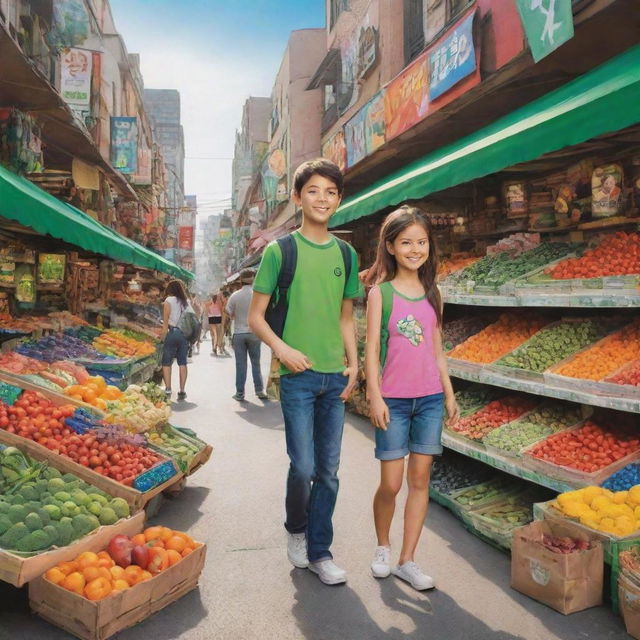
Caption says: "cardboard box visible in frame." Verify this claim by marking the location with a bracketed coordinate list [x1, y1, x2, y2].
[511, 519, 603, 614]
[619, 571, 640, 639]
[0, 511, 145, 588]
[29, 535, 206, 640]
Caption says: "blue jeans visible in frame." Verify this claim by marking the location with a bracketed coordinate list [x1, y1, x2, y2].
[232, 333, 264, 395]
[280, 370, 347, 562]
[162, 327, 188, 366]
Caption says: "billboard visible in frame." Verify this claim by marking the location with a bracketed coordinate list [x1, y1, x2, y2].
[60, 47, 92, 105]
[110, 117, 138, 174]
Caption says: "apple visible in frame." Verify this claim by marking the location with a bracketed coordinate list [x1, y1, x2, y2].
[108, 534, 134, 568]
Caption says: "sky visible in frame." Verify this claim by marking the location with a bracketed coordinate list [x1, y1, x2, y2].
[109, 0, 325, 220]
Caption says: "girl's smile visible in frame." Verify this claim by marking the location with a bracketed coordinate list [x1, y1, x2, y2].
[387, 223, 429, 272]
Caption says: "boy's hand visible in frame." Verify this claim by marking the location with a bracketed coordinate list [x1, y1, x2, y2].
[277, 345, 312, 373]
[445, 396, 460, 427]
[340, 366, 357, 402]
[369, 395, 390, 430]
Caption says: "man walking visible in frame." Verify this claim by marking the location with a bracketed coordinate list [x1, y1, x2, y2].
[226, 270, 269, 402]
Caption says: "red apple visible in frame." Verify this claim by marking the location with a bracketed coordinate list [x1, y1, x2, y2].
[108, 534, 134, 568]
[132, 544, 150, 569]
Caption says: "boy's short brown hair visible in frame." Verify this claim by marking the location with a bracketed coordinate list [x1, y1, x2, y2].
[293, 158, 344, 196]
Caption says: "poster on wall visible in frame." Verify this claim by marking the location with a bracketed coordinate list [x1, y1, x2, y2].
[178, 226, 194, 250]
[46, 0, 90, 50]
[345, 109, 367, 168]
[516, 0, 574, 62]
[60, 48, 92, 105]
[363, 92, 386, 155]
[384, 52, 429, 141]
[110, 117, 138, 174]
[428, 11, 476, 101]
[322, 131, 347, 172]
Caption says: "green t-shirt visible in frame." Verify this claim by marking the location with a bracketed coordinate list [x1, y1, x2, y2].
[253, 231, 362, 374]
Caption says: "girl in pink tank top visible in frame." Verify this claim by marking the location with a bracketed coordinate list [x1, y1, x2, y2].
[363, 205, 460, 591]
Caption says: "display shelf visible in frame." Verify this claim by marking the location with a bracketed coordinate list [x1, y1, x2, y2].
[447, 361, 640, 414]
[441, 432, 575, 493]
[443, 290, 640, 308]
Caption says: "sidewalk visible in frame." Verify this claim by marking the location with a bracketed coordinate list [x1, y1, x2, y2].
[0, 345, 630, 639]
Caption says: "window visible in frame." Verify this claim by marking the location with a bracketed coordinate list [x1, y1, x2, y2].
[330, 0, 349, 30]
[424, 0, 473, 45]
[404, 0, 425, 65]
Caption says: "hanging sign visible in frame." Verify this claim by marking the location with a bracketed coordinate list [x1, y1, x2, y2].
[178, 226, 194, 250]
[516, 0, 574, 63]
[428, 11, 476, 101]
[110, 117, 138, 174]
[60, 47, 92, 105]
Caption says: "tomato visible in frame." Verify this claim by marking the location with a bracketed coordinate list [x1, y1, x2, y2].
[84, 577, 112, 601]
[147, 547, 169, 574]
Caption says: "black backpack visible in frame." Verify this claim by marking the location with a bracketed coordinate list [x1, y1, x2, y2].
[265, 234, 353, 338]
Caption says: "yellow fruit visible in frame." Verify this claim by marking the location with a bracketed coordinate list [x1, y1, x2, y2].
[591, 496, 611, 511]
[598, 504, 629, 519]
[615, 516, 637, 536]
[613, 491, 629, 505]
[633, 506, 640, 520]
[599, 517, 615, 528]
[601, 489, 615, 499]
[579, 516, 600, 530]
[557, 490, 585, 507]
[628, 486, 640, 507]
[562, 502, 591, 519]
[582, 486, 605, 505]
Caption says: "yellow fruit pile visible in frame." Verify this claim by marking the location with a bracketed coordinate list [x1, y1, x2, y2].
[555, 485, 640, 537]
[93, 330, 155, 358]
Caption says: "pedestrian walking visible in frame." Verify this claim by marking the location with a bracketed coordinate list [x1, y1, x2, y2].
[364, 205, 460, 591]
[160, 279, 193, 401]
[249, 158, 362, 586]
[188, 295, 203, 357]
[226, 270, 268, 402]
[207, 292, 224, 355]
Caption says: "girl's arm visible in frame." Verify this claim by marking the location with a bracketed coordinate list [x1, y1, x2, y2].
[364, 286, 390, 429]
[339, 299, 358, 401]
[432, 326, 460, 426]
[160, 301, 170, 341]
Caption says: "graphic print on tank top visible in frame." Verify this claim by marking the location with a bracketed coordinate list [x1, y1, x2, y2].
[396, 314, 424, 347]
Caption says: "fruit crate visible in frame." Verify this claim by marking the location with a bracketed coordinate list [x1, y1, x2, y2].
[521, 428, 640, 488]
[543, 323, 640, 397]
[511, 254, 578, 293]
[0, 511, 144, 588]
[146, 425, 212, 476]
[447, 478, 517, 524]
[29, 527, 206, 640]
[599, 361, 640, 401]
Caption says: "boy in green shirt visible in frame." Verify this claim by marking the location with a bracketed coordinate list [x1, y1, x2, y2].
[249, 158, 361, 585]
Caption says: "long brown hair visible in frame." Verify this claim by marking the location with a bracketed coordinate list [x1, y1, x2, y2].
[365, 205, 442, 326]
[165, 279, 188, 309]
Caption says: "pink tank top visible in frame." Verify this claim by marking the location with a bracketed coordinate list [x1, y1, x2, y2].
[380, 286, 444, 399]
[208, 301, 222, 316]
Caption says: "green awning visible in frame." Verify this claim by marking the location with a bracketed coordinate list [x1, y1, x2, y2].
[331, 45, 640, 228]
[0, 163, 194, 280]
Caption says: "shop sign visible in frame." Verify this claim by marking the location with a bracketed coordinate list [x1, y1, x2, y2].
[363, 91, 385, 156]
[345, 109, 367, 168]
[60, 48, 92, 105]
[516, 0, 574, 62]
[322, 131, 347, 172]
[428, 11, 476, 101]
[357, 27, 378, 80]
[384, 52, 429, 141]
[110, 117, 138, 174]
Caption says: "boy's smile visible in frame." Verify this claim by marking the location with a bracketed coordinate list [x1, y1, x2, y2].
[293, 174, 341, 225]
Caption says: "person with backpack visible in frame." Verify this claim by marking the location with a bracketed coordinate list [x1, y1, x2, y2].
[160, 279, 194, 401]
[248, 158, 362, 586]
[226, 270, 268, 402]
[364, 206, 460, 591]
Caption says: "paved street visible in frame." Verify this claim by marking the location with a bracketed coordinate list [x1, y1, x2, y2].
[0, 346, 631, 640]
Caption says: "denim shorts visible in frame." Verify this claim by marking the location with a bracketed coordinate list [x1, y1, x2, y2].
[375, 392, 444, 460]
[162, 327, 188, 366]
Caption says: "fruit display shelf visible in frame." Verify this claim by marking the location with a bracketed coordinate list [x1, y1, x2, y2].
[447, 360, 640, 414]
[443, 290, 640, 308]
[441, 431, 575, 494]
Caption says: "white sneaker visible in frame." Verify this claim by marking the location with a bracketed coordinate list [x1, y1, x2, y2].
[287, 533, 308, 568]
[392, 561, 435, 590]
[371, 545, 391, 578]
[309, 559, 347, 585]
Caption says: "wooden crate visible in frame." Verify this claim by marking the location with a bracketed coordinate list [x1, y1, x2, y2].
[29, 538, 206, 640]
[0, 512, 145, 588]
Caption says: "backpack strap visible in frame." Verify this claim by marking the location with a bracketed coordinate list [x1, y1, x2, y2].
[335, 237, 353, 290]
[275, 233, 297, 305]
[378, 281, 394, 369]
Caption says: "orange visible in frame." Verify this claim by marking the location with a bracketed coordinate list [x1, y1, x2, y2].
[97, 556, 114, 569]
[97, 551, 112, 562]
[45, 567, 66, 585]
[88, 376, 107, 393]
[173, 532, 195, 548]
[82, 566, 102, 582]
[76, 551, 100, 570]
[60, 571, 86, 595]
[144, 526, 163, 543]
[166, 549, 182, 567]
[84, 576, 112, 601]
[112, 579, 130, 591]
[97, 567, 112, 581]
[110, 566, 126, 580]
[64, 385, 82, 396]
[95, 398, 108, 411]
[159, 527, 174, 542]
[82, 388, 97, 404]
[123, 565, 143, 586]
[181, 547, 194, 558]
[165, 535, 187, 553]
[103, 385, 122, 400]
[57, 561, 78, 576]
[131, 533, 146, 546]
[139, 570, 153, 582]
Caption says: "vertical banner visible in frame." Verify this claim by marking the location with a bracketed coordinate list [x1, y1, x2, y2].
[110, 116, 138, 174]
[60, 48, 92, 105]
[363, 91, 386, 155]
[345, 109, 367, 168]
[321, 131, 347, 172]
[428, 11, 476, 100]
[178, 226, 194, 250]
[516, 0, 574, 62]
[384, 52, 429, 141]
